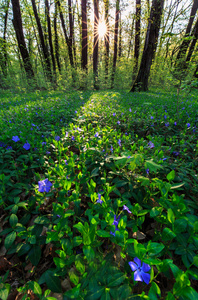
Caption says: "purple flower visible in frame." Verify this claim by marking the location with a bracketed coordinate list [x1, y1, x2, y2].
[187, 123, 190, 128]
[12, 136, 20, 142]
[42, 141, 46, 145]
[163, 158, 167, 161]
[146, 168, 149, 175]
[127, 156, 131, 159]
[129, 108, 132, 112]
[38, 178, 52, 193]
[150, 116, 154, 119]
[23, 142, 30, 150]
[174, 122, 177, 126]
[118, 139, 121, 146]
[113, 113, 116, 116]
[110, 145, 113, 153]
[0, 142, 6, 147]
[173, 151, 179, 156]
[164, 115, 167, 119]
[123, 205, 132, 214]
[75, 110, 77, 114]
[165, 122, 169, 127]
[6, 146, 12, 150]
[55, 136, 60, 141]
[66, 132, 69, 137]
[117, 121, 120, 125]
[96, 193, 103, 204]
[64, 160, 68, 165]
[95, 132, 99, 138]
[71, 136, 75, 141]
[128, 257, 151, 284]
[110, 215, 120, 236]
[148, 141, 154, 149]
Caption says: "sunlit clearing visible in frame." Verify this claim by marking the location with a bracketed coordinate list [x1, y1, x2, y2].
[97, 21, 107, 39]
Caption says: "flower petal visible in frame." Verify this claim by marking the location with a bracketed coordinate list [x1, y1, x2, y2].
[134, 257, 142, 268]
[142, 262, 151, 272]
[128, 261, 138, 271]
[141, 271, 150, 284]
[134, 270, 143, 282]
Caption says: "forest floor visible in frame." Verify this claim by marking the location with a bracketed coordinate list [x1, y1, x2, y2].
[0, 89, 198, 300]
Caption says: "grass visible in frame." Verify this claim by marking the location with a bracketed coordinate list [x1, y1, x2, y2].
[0, 89, 198, 300]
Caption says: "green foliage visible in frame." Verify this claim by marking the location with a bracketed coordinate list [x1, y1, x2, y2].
[0, 90, 198, 299]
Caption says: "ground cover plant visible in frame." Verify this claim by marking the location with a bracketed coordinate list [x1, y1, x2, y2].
[0, 89, 198, 300]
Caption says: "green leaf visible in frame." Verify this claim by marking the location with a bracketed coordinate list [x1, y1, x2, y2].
[73, 222, 85, 234]
[178, 287, 198, 300]
[150, 207, 163, 217]
[90, 167, 99, 177]
[96, 230, 111, 237]
[0, 288, 9, 300]
[101, 290, 111, 300]
[148, 282, 161, 300]
[73, 236, 82, 247]
[9, 214, 18, 228]
[28, 281, 42, 295]
[147, 242, 164, 257]
[86, 285, 105, 300]
[69, 270, 79, 285]
[83, 245, 95, 262]
[34, 216, 50, 225]
[166, 292, 175, 300]
[5, 231, 16, 249]
[63, 284, 81, 299]
[170, 183, 184, 189]
[28, 245, 41, 266]
[174, 218, 187, 233]
[75, 258, 85, 274]
[162, 228, 176, 242]
[145, 160, 163, 173]
[45, 270, 62, 293]
[53, 257, 66, 269]
[167, 208, 175, 224]
[167, 170, 175, 181]
[107, 272, 126, 287]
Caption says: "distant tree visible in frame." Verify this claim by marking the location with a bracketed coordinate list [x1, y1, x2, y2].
[186, 18, 198, 63]
[0, 0, 10, 78]
[133, 0, 141, 78]
[93, 0, 99, 89]
[111, 0, 120, 88]
[31, 0, 52, 82]
[104, 0, 109, 79]
[11, 0, 35, 80]
[130, 0, 164, 92]
[54, 1, 61, 73]
[81, 0, 88, 71]
[45, 0, 56, 80]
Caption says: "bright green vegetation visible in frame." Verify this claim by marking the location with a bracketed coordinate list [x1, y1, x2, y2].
[0, 89, 198, 299]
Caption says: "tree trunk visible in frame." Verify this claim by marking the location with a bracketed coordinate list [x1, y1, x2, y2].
[68, 0, 74, 65]
[0, 0, 10, 77]
[57, 0, 74, 68]
[175, 0, 198, 63]
[118, 11, 122, 59]
[31, 0, 52, 82]
[54, 1, 61, 73]
[93, 0, 99, 89]
[186, 18, 198, 62]
[111, 0, 120, 88]
[130, 0, 164, 92]
[81, 0, 88, 70]
[104, 0, 109, 79]
[45, 0, 56, 79]
[127, 15, 135, 59]
[133, 0, 141, 78]
[11, 0, 35, 80]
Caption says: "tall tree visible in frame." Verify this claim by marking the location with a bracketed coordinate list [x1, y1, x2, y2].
[31, 0, 52, 82]
[104, 0, 109, 79]
[57, 0, 74, 68]
[133, 0, 141, 78]
[11, 0, 35, 80]
[175, 0, 198, 64]
[45, 0, 56, 78]
[111, 0, 120, 88]
[118, 11, 122, 58]
[68, 0, 74, 65]
[131, 0, 164, 92]
[54, 1, 61, 73]
[0, 0, 10, 77]
[93, 0, 99, 89]
[186, 18, 198, 63]
[81, 0, 88, 71]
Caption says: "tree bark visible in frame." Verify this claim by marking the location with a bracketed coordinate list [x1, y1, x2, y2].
[93, 0, 99, 89]
[104, 0, 109, 79]
[127, 15, 135, 59]
[186, 18, 198, 62]
[111, 0, 120, 88]
[175, 0, 198, 63]
[130, 0, 164, 92]
[81, 0, 88, 70]
[133, 0, 141, 78]
[118, 11, 122, 59]
[57, 0, 74, 68]
[54, 1, 61, 73]
[31, 0, 52, 82]
[11, 0, 35, 80]
[0, 0, 10, 77]
[45, 0, 56, 78]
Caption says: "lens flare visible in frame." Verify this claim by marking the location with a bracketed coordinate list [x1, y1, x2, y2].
[97, 20, 107, 38]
